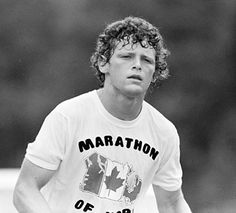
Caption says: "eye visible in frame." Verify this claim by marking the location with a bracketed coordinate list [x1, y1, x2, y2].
[144, 58, 151, 63]
[143, 58, 154, 64]
[121, 55, 131, 59]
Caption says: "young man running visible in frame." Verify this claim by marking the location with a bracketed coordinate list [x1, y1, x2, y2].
[13, 16, 192, 213]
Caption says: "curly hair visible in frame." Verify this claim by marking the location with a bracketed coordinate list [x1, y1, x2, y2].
[90, 16, 170, 87]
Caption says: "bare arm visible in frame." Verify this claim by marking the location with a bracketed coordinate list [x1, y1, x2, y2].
[13, 158, 56, 213]
[153, 185, 192, 213]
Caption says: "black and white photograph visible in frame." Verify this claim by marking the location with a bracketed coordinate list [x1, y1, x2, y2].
[0, 1, 235, 213]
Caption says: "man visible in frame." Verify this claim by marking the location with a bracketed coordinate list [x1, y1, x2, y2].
[13, 16, 192, 213]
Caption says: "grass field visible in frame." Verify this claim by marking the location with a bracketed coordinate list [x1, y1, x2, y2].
[0, 169, 158, 213]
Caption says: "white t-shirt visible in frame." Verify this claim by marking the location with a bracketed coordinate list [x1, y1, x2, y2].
[26, 90, 182, 213]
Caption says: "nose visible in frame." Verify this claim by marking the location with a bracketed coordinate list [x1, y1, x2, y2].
[132, 58, 142, 71]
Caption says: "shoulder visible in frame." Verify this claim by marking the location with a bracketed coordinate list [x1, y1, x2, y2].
[53, 90, 96, 118]
[143, 101, 178, 137]
[143, 101, 179, 150]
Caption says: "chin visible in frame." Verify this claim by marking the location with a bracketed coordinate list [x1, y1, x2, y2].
[122, 86, 146, 98]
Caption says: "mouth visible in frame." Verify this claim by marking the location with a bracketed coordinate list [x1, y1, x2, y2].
[127, 74, 142, 81]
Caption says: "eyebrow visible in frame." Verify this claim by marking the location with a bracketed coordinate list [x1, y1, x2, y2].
[118, 51, 154, 58]
[117, 52, 155, 63]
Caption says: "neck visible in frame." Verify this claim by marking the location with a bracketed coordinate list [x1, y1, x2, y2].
[97, 87, 144, 121]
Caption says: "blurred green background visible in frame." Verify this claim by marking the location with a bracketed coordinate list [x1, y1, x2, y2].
[0, 0, 236, 212]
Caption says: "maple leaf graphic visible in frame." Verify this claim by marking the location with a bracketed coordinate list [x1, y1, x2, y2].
[104, 166, 125, 195]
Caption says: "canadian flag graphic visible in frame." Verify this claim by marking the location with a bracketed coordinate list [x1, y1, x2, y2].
[80, 152, 142, 203]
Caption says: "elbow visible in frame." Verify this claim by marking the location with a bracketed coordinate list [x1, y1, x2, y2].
[13, 184, 22, 209]
[13, 182, 27, 211]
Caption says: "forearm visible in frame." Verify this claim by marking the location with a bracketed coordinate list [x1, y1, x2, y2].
[158, 195, 192, 213]
[13, 183, 52, 213]
[173, 196, 192, 213]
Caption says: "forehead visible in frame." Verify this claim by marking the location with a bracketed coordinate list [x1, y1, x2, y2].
[113, 39, 155, 57]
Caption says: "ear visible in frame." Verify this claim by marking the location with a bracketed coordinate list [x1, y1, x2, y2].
[151, 73, 157, 83]
[98, 56, 109, 74]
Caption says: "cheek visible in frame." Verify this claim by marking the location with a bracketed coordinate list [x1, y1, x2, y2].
[145, 67, 155, 80]
[108, 65, 124, 83]
[110, 62, 127, 77]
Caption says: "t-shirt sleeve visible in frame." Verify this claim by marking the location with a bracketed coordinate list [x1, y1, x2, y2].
[25, 109, 68, 170]
[152, 128, 183, 191]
